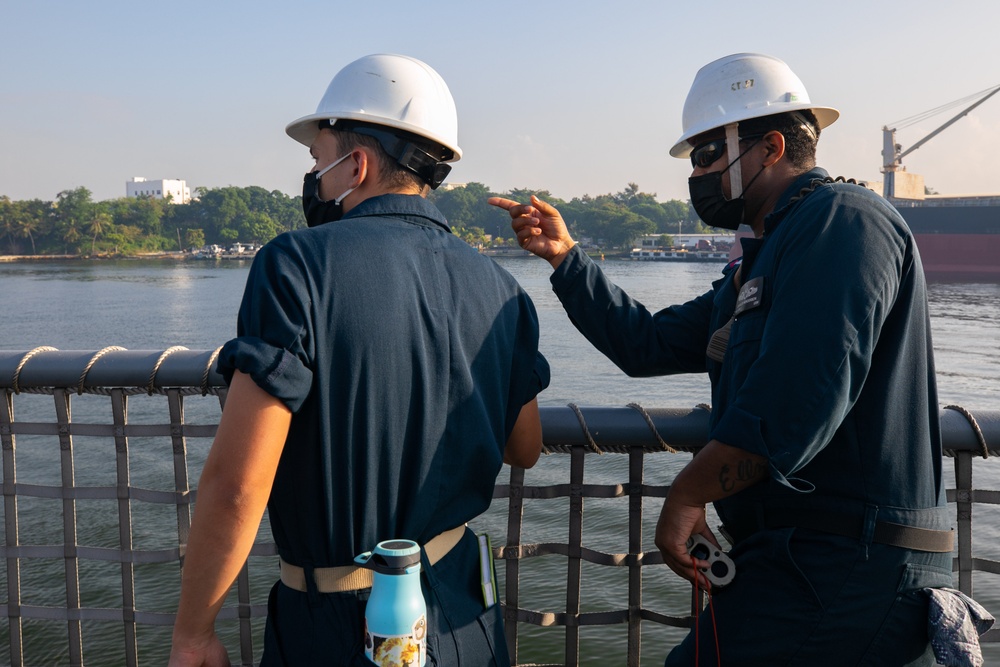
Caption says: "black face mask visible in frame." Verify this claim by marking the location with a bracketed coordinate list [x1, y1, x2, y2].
[688, 171, 746, 231]
[301, 170, 343, 228]
[301, 153, 355, 228]
[688, 137, 769, 231]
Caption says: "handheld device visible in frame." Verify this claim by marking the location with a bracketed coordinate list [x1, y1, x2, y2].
[685, 534, 736, 588]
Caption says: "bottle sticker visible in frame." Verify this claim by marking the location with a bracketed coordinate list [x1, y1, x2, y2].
[366, 615, 426, 667]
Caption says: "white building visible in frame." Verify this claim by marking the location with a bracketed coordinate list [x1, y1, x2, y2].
[126, 177, 191, 204]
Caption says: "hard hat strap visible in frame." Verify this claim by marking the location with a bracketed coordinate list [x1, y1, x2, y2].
[790, 111, 818, 141]
[725, 124, 743, 200]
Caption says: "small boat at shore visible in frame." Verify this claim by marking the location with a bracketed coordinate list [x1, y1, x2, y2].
[630, 248, 731, 262]
[194, 242, 261, 260]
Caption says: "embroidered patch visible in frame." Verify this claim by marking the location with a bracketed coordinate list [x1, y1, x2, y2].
[734, 277, 764, 317]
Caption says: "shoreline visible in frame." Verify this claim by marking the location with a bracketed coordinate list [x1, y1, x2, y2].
[1, 252, 200, 262]
[0, 255, 83, 262]
[1, 249, 633, 263]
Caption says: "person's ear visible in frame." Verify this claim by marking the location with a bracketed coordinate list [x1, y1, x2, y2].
[760, 131, 785, 167]
[348, 149, 368, 189]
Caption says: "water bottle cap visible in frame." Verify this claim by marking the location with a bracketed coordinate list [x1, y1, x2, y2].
[374, 539, 421, 559]
[355, 539, 422, 574]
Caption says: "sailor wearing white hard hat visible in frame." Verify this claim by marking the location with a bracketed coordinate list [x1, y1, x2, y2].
[170, 54, 549, 667]
[492, 52, 960, 667]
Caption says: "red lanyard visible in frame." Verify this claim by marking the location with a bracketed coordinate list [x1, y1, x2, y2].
[691, 554, 722, 666]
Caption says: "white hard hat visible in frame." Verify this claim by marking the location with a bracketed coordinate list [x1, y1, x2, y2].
[669, 53, 839, 158]
[286, 53, 462, 162]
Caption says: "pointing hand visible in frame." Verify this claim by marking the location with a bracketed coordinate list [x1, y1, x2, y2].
[488, 195, 577, 269]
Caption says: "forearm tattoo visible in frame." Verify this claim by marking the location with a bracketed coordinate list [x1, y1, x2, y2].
[719, 458, 767, 493]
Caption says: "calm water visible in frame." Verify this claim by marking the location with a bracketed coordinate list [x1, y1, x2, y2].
[1, 257, 999, 665]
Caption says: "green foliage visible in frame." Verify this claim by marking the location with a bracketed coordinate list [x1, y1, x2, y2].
[429, 182, 511, 240]
[184, 228, 206, 250]
[551, 184, 694, 248]
[164, 186, 303, 247]
[0, 196, 18, 254]
[0, 182, 695, 255]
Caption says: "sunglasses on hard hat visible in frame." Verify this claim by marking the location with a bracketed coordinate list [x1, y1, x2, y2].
[689, 135, 764, 169]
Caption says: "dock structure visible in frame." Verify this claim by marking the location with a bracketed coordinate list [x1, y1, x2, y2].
[1, 348, 998, 666]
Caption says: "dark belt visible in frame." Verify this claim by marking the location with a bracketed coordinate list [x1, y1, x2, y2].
[725, 507, 954, 553]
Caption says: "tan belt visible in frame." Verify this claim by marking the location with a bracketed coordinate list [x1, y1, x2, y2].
[279, 525, 467, 594]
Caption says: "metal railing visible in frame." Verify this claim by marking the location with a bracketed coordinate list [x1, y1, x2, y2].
[1, 348, 998, 666]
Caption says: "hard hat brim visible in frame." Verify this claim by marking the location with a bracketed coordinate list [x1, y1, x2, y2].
[669, 105, 840, 158]
[285, 112, 463, 162]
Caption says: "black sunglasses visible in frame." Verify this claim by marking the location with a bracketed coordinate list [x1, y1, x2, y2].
[689, 135, 764, 169]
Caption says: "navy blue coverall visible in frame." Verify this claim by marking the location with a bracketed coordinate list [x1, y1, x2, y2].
[549, 169, 952, 666]
[219, 194, 550, 666]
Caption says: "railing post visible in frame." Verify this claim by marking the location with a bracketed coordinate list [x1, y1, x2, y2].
[1, 390, 24, 667]
[167, 390, 192, 562]
[53, 389, 83, 666]
[236, 562, 255, 666]
[110, 390, 139, 666]
[626, 446, 644, 667]
[565, 446, 585, 666]
[503, 465, 526, 663]
[954, 451, 975, 595]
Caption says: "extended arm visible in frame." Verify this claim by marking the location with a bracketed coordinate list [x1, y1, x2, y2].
[491, 194, 714, 376]
[168, 372, 292, 666]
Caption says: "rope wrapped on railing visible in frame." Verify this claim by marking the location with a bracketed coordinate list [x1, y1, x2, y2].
[1, 348, 227, 397]
[2, 349, 997, 456]
[76, 346, 126, 395]
[945, 404, 992, 459]
[0, 348, 998, 667]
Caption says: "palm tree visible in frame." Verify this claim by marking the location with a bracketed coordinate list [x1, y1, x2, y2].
[15, 204, 41, 255]
[0, 196, 15, 252]
[88, 211, 111, 256]
[1, 198, 44, 255]
[62, 221, 81, 254]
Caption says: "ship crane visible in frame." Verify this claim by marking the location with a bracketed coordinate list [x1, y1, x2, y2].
[882, 83, 1000, 199]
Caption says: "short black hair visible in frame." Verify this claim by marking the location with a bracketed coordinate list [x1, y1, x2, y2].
[323, 119, 452, 191]
[738, 110, 820, 170]
[329, 126, 427, 193]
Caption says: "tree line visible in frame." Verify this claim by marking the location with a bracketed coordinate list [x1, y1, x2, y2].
[0, 182, 710, 256]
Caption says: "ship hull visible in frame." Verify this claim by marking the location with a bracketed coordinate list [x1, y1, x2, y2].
[893, 202, 1000, 278]
[728, 200, 999, 278]
[912, 233, 1000, 277]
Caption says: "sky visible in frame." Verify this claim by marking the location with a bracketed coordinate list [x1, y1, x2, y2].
[3, 0, 999, 205]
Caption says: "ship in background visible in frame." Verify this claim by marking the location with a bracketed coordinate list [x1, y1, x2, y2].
[879, 84, 1000, 278]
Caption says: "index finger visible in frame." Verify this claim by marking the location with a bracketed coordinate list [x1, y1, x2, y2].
[488, 197, 537, 221]
[488, 197, 525, 212]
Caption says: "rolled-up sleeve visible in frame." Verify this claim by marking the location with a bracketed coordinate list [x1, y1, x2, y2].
[218, 238, 315, 412]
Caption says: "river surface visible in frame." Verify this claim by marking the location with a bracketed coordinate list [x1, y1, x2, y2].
[1, 257, 999, 665]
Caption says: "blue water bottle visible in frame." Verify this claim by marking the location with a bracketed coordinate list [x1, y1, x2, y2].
[355, 539, 427, 667]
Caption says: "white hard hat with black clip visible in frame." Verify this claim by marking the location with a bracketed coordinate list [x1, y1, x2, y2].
[286, 53, 462, 190]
